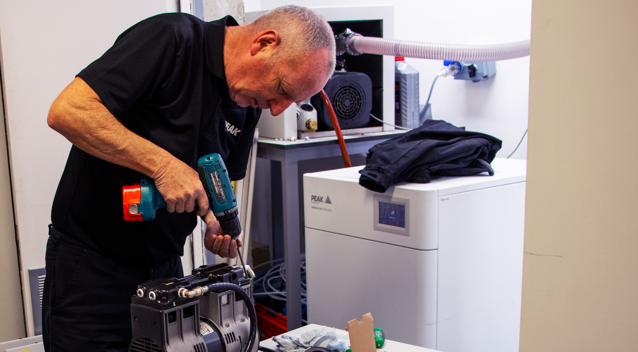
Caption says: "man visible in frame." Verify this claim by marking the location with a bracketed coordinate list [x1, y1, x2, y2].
[44, 5, 335, 351]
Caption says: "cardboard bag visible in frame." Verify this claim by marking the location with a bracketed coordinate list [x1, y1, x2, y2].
[346, 313, 376, 352]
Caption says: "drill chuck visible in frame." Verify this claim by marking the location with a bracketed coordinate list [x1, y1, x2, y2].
[215, 205, 241, 239]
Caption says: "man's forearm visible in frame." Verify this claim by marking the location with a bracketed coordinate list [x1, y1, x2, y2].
[47, 77, 173, 178]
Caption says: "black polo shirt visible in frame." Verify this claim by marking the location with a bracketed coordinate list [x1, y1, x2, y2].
[51, 13, 260, 268]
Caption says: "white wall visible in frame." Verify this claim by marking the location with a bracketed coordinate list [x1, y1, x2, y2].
[0, 0, 168, 336]
[0, 74, 25, 341]
[252, 0, 531, 159]
[204, 0, 245, 24]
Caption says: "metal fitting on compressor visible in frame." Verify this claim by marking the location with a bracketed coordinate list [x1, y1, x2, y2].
[178, 286, 209, 299]
[244, 265, 256, 280]
[335, 28, 362, 56]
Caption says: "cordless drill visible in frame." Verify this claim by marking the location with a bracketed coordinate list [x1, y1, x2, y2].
[122, 153, 241, 240]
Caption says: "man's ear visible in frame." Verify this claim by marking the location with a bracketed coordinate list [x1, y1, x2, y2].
[249, 30, 280, 56]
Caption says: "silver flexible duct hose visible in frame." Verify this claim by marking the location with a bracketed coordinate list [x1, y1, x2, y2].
[349, 35, 530, 61]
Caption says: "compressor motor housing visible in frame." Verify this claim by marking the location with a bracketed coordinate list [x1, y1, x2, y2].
[312, 71, 373, 131]
[129, 263, 255, 352]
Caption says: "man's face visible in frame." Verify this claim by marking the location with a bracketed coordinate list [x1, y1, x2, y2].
[228, 48, 331, 116]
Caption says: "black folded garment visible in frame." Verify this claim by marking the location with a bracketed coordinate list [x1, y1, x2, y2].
[359, 119, 502, 193]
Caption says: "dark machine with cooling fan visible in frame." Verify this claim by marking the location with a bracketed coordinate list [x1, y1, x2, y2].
[311, 70, 373, 131]
[128, 263, 258, 352]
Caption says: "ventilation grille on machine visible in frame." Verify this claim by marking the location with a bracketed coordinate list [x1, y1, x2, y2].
[312, 71, 373, 131]
[194, 342, 206, 352]
[225, 331, 237, 344]
[130, 338, 162, 352]
[333, 85, 364, 120]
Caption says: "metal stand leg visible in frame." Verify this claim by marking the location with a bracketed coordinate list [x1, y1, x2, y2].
[281, 156, 302, 329]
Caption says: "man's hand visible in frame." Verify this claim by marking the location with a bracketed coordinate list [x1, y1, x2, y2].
[152, 158, 209, 216]
[203, 210, 243, 258]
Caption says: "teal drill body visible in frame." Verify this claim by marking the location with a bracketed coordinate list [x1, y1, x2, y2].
[196, 153, 241, 238]
[123, 153, 241, 239]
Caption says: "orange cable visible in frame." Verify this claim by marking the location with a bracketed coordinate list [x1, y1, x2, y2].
[320, 89, 352, 168]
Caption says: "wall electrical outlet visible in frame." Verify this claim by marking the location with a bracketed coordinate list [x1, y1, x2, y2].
[454, 61, 496, 82]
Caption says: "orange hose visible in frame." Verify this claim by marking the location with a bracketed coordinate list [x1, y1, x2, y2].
[320, 89, 352, 168]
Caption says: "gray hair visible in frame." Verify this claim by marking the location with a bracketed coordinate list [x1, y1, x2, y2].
[251, 5, 336, 77]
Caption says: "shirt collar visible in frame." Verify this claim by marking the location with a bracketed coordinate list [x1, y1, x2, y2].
[204, 15, 239, 82]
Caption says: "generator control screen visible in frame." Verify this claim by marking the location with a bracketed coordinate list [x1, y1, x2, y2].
[378, 202, 405, 228]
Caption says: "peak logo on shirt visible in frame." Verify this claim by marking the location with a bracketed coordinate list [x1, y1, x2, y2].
[225, 120, 241, 137]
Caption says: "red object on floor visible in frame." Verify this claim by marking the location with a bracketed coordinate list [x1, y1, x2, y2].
[256, 302, 288, 340]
